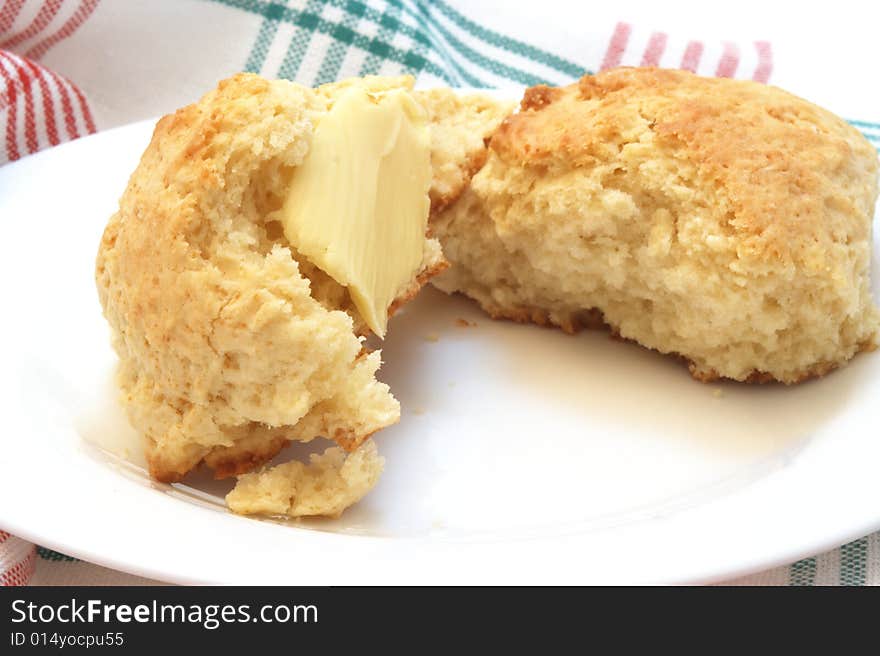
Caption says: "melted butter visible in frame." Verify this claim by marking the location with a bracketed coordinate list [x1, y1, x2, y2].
[281, 82, 431, 337]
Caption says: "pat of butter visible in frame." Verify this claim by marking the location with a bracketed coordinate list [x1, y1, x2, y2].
[280, 82, 431, 337]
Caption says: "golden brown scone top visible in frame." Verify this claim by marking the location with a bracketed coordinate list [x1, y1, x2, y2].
[492, 67, 878, 268]
[430, 68, 879, 383]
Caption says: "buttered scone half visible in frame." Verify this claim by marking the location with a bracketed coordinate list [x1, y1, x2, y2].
[96, 74, 505, 518]
[432, 67, 880, 383]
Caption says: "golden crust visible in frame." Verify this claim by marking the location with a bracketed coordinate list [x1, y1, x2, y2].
[432, 68, 880, 384]
[327, 428, 378, 453]
[203, 435, 288, 481]
[492, 67, 877, 267]
[388, 252, 450, 321]
[430, 148, 491, 216]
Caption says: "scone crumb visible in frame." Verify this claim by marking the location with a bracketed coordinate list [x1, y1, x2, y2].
[226, 440, 384, 518]
[425, 333, 440, 342]
[455, 318, 476, 328]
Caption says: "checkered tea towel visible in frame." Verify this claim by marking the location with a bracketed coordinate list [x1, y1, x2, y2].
[1, 0, 878, 585]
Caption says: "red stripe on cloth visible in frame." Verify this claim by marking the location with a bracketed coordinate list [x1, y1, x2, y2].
[0, 546, 36, 586]
[24, 0, 98, 60]
[44, 67, 78, 139]
[0, 52, 21, 161]
[715, 41, 740, 78]
[22, 56, 59, 145]
[0, 0, 63, 51]
[0, 0, 27, 35]
[753, 40, 772, 83]
[680, 40, 703, 72]
[1, 50, 37, 153]
[0, 530, 9, 544]
[600, 22, 631, 71]
[640, 32, 668, 67]
[68, 74, 94, 133]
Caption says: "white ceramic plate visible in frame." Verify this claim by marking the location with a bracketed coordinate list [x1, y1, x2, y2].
[1, 113, 879, 585]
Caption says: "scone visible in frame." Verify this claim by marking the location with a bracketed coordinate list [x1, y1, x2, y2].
[414, 88, 516, 214]
[95, 74, 504, 517]
[226, 440, 383, 518]
[432, 67, 880, 383]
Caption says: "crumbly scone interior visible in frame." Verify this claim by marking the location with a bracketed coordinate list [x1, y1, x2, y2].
[221, 87, 514, 516]
[415, 88, 517, 214]
[221, 87, 514, 517]
[226, 440, 384, 518]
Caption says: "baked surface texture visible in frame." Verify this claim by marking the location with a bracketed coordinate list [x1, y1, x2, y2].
[96, 74, 455, 493]
[432, 68, 880, 383]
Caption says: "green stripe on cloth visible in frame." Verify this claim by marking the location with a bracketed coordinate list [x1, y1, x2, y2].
[277, 0, 324, 81]
[37, 547, 77, 562]
[407, 0, 550, 86]
[850, 121, 880, 137]
[839, 537, 868, 586]
[326, 0, 505, 84]
[421, 0, 586, 78]
[342, 0, 486, 85]
[207, 0, 568, 86]
[359, 2, 402, 75]
[313, 1, 363, 85]
[789, 556, 816, 586]
[279, 3, 454, 82]
[329, 0, 430, 49]
[406, 2, 487, 86]
[850, 124, 880, 151]
[211, 0, 455, 83]
[848, 118, 880, 129]
[243, 1, 287, 73]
